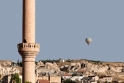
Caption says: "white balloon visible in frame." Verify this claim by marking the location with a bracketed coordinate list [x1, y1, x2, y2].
[85, 38, 92, 45]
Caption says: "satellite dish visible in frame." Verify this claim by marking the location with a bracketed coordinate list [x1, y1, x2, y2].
[85, 38, 92, 45]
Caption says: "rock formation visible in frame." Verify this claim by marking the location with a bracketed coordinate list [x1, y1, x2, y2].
[35, 62, 60, 76]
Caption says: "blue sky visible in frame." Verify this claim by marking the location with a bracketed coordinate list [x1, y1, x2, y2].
[0, 0, 124, 62]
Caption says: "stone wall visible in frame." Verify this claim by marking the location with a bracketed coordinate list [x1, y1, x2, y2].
[35, 76, 61, 83]
[50, 76, 61, 83]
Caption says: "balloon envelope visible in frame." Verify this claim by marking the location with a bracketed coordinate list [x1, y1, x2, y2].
[85, 38, 92, 45]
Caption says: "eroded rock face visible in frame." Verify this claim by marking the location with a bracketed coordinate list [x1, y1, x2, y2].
[45, 62, 60, 72]
[0, 60, 12, 67]
[0, 65, 20, 76]
[68, 63, 81, 71]
[36, 62, 60, 76]
[37, 61, 44, 67]
[58, 60, 124, 77]
[35, 60, 124, 77]
[60, 65, 69, 71]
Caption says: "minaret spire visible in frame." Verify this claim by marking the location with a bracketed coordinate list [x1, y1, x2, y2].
[17, 0, 40, 83]
[22, 0, 35, 43]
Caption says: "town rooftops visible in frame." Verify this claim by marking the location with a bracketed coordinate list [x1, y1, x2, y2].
[99, 76, 112, 78]
[37, 79, 50, 83]
[62, 74, 72, 76]
[77, 69, 86, 73]
[88, 76, 96, 77]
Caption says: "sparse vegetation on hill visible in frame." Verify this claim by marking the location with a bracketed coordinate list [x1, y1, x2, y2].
[1, 58, 124, 82]
[87, 60, 102, 64]
[11, 73, 21, 83]
[62, 78, 76, 83]
[24, 81, 31, 83]
[39, 59, 60, 64]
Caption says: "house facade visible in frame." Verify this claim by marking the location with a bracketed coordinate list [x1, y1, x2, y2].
[99, 76, 113, 83]
[62, 74, 72, 79]
[81, 76, 99, 83]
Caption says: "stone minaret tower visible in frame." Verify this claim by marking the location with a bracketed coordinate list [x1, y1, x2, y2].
[17, 0, 40, 83]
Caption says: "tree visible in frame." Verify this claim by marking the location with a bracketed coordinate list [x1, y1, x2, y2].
[24, 81, 31, 83]
[17, 60, 20, 66]
[97, 80, 100, 83]
[19, 62, 22, 67]
[112, 81, 118, 83]
[35, 61, 37, 65]
[63, 79, 76, 83]
[11, 62, 15, 66]
[11, 73, 21, 83]
[16, 60, 22, 67]
[72, 73, 78, 77]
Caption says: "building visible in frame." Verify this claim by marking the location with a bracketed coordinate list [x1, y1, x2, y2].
[99, 76, 113, 83]
[77, 69, 86, 75]
[62, 74, 72, 79]
[71, 76, 83, 81]
[17, 0, 40, 83]
[81, 76, 99, 83]
[2, 75, 22, 83]
[36, 79, 50, 83]
[1, 75, 11, 83]
[50, 76, 61, 83]
[59, 60, 65, 63]
[36, 76, 61, 83]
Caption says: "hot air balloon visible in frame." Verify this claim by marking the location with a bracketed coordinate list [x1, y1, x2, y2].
[85, 38, 92, 45]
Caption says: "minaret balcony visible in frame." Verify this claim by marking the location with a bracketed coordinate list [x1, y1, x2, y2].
[17, 43, 40, 57]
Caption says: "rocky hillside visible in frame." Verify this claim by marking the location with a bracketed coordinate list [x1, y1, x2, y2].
[1, 59, 124, 81]
[36, 59, 124, 81]
[57, 59, 124, 81]
[35, 61, 62, 76]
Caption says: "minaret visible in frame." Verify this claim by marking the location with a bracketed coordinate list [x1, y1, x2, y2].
[17, 0, 40, 83]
